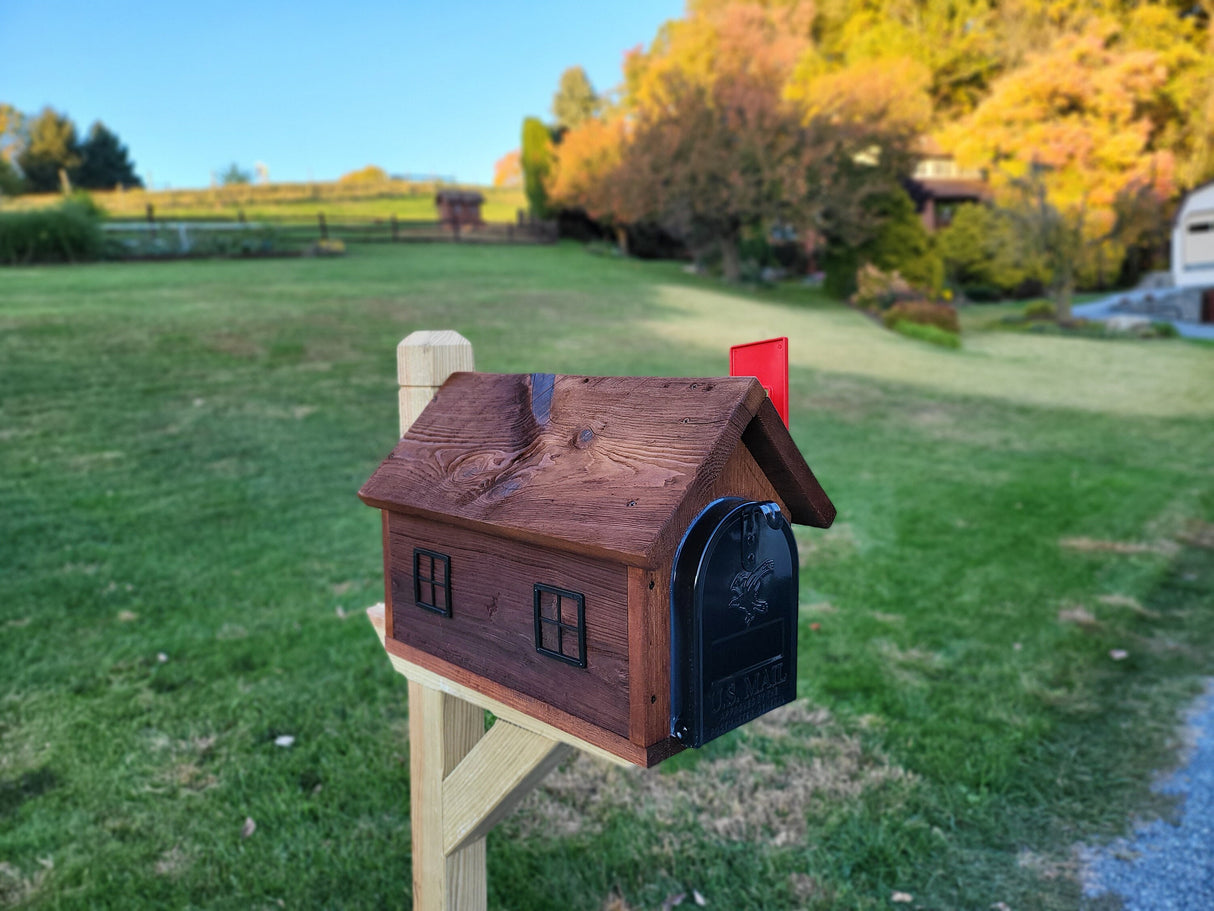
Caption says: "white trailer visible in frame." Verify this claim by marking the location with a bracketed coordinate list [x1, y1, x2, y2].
[1173, 180, 1214, 290]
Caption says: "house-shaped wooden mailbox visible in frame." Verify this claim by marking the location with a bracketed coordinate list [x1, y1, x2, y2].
[359, 372, 835, 767]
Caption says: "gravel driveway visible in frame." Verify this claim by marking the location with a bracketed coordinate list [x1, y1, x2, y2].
[1081, 679, 1214, 908]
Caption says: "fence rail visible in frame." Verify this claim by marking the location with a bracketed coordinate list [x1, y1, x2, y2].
[105, 211, 557, 246]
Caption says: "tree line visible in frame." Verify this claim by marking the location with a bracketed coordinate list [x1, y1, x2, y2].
[0, 105, 142, 196]
[513, 0, 1214, 302]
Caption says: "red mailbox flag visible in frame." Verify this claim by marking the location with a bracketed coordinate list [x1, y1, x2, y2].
[730, 337, 789, 427]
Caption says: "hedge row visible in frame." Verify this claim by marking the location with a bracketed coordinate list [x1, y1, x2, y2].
[0, 202, 104, 265]
[881, 300, 961, 334]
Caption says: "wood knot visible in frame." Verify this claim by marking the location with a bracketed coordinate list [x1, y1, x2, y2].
[573, 428, 595, 449]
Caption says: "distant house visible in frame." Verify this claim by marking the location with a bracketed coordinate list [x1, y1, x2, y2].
[903, 140, 991, 231]
[435, 190, 485, 229]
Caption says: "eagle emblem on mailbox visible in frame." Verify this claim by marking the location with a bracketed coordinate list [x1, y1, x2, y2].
[728, 560, 775, 626]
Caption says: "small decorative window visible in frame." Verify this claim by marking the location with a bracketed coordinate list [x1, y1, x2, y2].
[533, 584, 586, 668]
[413, 549, 451, 617]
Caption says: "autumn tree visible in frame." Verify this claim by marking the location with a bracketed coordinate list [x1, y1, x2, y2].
[550, 1, 919, 280]
[540, 0, 1212, 291]
[339, 164, 389, 183]
[17, 107, 81, 193]
[786, 55, 934, 143]
[492, 149, 521, 188]
[806, 0, 1002, 120]
[623, 1, 814, 112]
[618, 72, 801, 277]
[1118, 2, 1214, 190]
[551, 67, 600, 132]
[604, 2, 819, 276]
[548, 117, 631, 226]
[999, 168, 1094, 319]
[944, 18, 1181, 300]
[953, 21, 1175, 210]
[77, 122, 142, 189]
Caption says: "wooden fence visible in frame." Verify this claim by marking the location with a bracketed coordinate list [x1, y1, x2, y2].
[105, 210, 557, 246]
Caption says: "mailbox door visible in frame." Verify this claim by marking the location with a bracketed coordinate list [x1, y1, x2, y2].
[670, 497, 798, 748]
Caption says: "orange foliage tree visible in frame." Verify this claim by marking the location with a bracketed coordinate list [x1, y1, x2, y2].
[944, 18, 1182, 310]
[551, 1, 914, 279]
[615, 72, 815, 279]
[492, 149, 521, 188]
[548, 118, 632, 225]
[948, 20, 1176, 222]
[543, 0, 1213, 290]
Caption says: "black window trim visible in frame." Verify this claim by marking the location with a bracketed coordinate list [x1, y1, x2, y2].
[413, 548, 451, 617]
[533, 583, 587, 668]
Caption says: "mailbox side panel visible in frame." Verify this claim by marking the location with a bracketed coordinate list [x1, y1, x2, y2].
[714, 444, 788, 517]
[386, 512, 630, 737]
[381, 510, 393, 641]
[628, 565, 670, 747]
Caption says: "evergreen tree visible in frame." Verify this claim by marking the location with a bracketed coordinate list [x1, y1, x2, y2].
[77, 121, 142, 189]
[551, 66, 600, 132]
[219, 162, 252, 185]
[521, 117, 553, 217]
[0, 157, 24, 196]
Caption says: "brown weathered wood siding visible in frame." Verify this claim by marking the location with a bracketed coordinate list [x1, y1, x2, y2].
[387, 512, 630, 737]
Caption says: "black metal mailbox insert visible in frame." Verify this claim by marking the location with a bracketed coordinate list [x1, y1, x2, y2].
[670, 497, 798, 748]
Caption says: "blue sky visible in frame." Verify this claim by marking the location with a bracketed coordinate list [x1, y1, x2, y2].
[0, 1, 683, 188]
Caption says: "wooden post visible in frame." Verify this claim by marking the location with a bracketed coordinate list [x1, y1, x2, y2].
[318, 211, 328, 240]
[388, 331, 573, 911]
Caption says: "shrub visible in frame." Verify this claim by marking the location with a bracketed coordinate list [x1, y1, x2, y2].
[881, 300, 960, 334]
[339, 165, 389, 184]
[0, 202, 103, 264]
[937, 203, 1046, 295]
[867, 188, 944, 295]
[1150, 321, 1180, 338]
[771, 240, 809, 275]
[824, 244, 862, 298]
[305, 238, 346, 257]
[825, 187, 944, 298]
[892, 320, 962, 349]
[736, 235, 809, 276]
[852, 263, 914, 310]
[960, 283, 1004, 302]
[63, 190, 106, 219]
[1024, 300, 1056, 321]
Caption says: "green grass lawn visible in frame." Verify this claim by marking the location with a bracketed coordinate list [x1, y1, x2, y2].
[1, 244, 1212, 909]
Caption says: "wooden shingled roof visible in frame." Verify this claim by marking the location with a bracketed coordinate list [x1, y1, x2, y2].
[358, 373, 835, 568]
